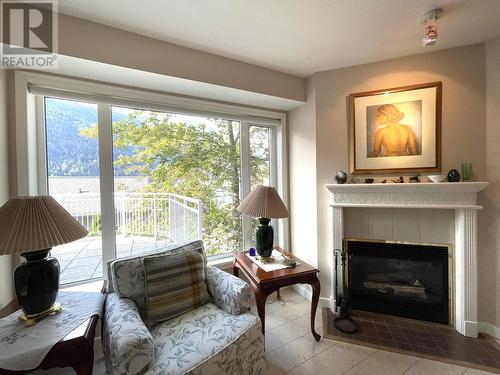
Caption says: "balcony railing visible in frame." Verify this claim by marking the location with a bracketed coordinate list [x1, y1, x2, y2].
[51, 192, 202, 245]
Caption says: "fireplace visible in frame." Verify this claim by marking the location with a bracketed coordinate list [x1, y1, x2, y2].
[345, 239, 451, 325]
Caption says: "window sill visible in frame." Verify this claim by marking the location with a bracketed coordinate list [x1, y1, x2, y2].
[60, 255, 236, 293]
[208, 255, 234, 271]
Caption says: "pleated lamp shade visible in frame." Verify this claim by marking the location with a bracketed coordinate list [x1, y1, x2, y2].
[0, 196, 89, 255]
[237, 185, 289, 219]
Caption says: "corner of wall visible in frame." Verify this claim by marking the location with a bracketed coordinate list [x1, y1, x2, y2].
[0, 69, 14, 309]
[288, 77, 319, 266]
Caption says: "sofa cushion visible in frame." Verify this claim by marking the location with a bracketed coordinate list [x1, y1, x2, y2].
[145, 303, 265, 375]
[143, 250, 209, 324]
[107, 240, 205, 318]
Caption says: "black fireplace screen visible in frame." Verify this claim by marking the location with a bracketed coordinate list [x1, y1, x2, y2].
[346, 240, 450, 324]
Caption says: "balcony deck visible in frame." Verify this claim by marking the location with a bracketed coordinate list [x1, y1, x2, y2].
[51, 235, 170, 284]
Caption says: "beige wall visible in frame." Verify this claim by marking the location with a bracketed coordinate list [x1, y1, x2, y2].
[58, 14, 305, 102]
[289, 79, 318, 266]
[289, 43, 500, 329]
[0, 69, 13, 309]
[482, 37, 500, 329]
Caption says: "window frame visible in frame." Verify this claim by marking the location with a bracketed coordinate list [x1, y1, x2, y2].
[16, 71, 288, 284]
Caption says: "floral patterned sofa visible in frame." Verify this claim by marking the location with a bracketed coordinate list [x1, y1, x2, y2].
[102, 240, 267, 375]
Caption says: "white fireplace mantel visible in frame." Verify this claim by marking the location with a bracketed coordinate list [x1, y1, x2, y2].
[326, 182, 489, 337]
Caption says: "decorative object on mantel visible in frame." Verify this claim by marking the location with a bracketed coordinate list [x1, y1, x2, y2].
[409, 175, 420, 183]
[335, 170, 347, 184]
[428, 174, 446, 183]
[349, 81, 442, 175]
[0, 196, 88, 325]
[237, 185, 289, 258]
[364, 178, 374, 184]
[381, 179, 388, 183]
[350, 175, 360, 184]
[391, 176, 405, 183]
[461, 163, 473, 181]
[447, 169, 461, 182]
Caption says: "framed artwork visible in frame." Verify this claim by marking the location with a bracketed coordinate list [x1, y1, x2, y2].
[349, 82, 442, 175]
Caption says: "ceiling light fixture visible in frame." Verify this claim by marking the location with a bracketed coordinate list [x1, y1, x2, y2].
[420, 8, 444, 47]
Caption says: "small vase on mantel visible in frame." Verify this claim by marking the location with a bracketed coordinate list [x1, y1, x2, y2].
[447, 169, 461, 182]
[335, 171, 347, 184]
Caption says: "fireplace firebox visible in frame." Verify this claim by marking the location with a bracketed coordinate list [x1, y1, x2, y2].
[345, 239, 451, 325]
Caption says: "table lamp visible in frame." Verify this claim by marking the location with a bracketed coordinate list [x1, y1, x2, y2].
[237, 185, 288, 258]
[0, 196, 88, 323]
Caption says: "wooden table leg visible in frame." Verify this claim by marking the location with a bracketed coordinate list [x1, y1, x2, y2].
[72, 346, 94, 375]
[309, 275, 321, 341]
[255, 288, 268, 335]
[233, 264, 239, 277]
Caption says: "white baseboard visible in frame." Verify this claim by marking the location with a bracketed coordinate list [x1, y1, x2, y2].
[479, 321, 500, 340]
[292, 284, 311, 301]
[319, 298, 331, 309]
[291, 284, 331, 309]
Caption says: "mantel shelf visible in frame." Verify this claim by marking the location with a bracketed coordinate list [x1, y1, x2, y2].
[326, 182, 489, 194]
[325, 182, 489, 210]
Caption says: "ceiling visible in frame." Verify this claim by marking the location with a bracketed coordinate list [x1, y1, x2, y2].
[57, 0, 500, 77]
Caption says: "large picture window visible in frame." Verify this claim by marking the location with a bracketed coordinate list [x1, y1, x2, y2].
[39, 94, 279, 285]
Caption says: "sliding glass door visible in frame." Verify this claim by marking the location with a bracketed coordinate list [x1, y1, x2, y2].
[39, 96, 277, 285]
[44, 97, 103, 284]
[110, 107, 243, 256]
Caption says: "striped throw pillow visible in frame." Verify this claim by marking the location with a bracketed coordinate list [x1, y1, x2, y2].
[143, 250, 209, 324]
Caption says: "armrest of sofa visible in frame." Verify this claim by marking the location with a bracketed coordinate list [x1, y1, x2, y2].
[206, 266, 252, 314]
[102, 293, 154, 375]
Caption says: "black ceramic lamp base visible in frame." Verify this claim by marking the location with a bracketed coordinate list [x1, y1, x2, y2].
[256, 217, 274, 258]
[14, 249, 60, 317]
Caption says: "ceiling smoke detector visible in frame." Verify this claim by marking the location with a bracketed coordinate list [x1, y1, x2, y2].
[420, 8, 444, 47]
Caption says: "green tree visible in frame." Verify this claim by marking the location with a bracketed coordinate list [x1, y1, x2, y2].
[81, 110, 269, 255]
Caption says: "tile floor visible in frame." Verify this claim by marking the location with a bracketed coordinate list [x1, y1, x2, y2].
[33, 287, 499, 375]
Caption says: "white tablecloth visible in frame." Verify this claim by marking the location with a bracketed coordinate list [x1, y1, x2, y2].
[246, 250, 301, 272]
[0, 291, 105, 371]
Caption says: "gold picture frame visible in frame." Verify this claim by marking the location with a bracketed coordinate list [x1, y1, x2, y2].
[349, 82, 442, 175]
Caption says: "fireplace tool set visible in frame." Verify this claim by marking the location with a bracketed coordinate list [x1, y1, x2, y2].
[333, 248, 358, 333]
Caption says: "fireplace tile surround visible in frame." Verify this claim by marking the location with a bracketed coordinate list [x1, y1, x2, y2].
[326, 182, 489, 338]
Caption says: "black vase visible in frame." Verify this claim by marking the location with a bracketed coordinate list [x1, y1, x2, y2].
[256, 218, 274, 258]
[14, 249, 60, 316]
[335, 171, 347, 184]
[447, 169, 461, 182]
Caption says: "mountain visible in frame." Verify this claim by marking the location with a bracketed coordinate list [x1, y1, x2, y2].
[45, 97, 130, 176]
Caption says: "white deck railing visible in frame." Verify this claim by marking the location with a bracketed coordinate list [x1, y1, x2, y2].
[52, 192, 202, 244]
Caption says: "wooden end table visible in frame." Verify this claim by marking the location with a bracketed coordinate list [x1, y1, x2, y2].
[0, 288, 104, 375]
[233, 247, 321, 341]
[0, 314, 99, 375]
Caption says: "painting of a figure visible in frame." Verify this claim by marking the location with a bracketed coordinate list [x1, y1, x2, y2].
[366, 101, 422, 158]
[349, 81, 441, 174]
